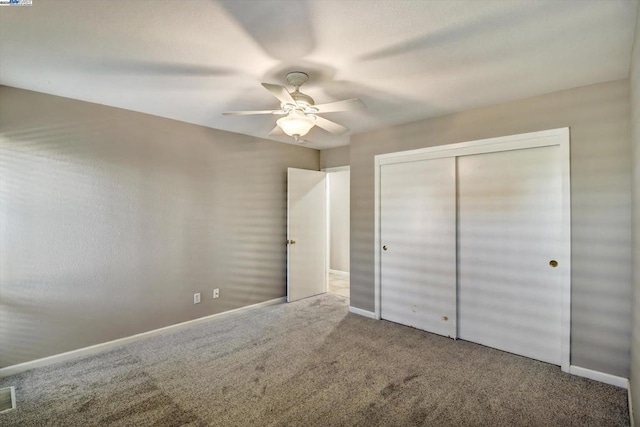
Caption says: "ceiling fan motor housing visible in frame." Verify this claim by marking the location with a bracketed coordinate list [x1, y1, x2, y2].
[284, 71, 315, 109]
[286, 71, 309, 88]
[290, 91, 314, 107]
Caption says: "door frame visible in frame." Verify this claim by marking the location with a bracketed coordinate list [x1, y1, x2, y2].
[373, 127, 571, 372]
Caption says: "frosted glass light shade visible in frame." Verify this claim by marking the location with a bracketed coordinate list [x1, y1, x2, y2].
[277, 114, 315, 137]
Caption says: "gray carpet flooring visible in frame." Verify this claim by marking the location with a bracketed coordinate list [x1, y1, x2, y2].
[0, 294, 630, 426]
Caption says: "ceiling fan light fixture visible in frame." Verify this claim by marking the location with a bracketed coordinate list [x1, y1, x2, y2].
[276, 113, 315, 138]
[223, 72, 365, 141]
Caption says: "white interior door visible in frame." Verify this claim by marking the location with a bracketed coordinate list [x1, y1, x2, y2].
[287, 168, 326, 302]
[380, 158, 457, 338]
[458, 146, 562, 365]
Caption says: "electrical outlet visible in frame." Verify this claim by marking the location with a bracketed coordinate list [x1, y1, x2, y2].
[194, 293, 201, 304]
[213, 289, 220, 299]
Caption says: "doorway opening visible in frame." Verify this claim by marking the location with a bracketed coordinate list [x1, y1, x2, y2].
[325, 167, 350, 299]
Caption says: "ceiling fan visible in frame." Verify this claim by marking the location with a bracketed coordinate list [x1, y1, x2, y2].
[223, 71, 365, 143]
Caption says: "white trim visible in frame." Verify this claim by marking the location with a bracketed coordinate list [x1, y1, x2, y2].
[630, 380, 635, 427]
[376, 128, 566, 164]
[568, 366, 629, 389]
[374, 149, 382, 319]
[559, 129, 572, 372]
[287, 168, 292, 302]
[374, 127, 571, 371]
[377, 134, 564, 166]
[0, 297, 286, 378]
[322, 165, 350, 172]
[325, 173, 330, 294]
[324, 172, 328, 294]
[349, 306, 376, 319]
[329, 269, 349, 276]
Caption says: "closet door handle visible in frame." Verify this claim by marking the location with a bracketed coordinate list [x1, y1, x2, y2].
[549, 260, 558, 267]
[382, 245, 388, 251]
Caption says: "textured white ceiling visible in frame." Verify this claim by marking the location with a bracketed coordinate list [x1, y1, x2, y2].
[0, 0, 637, 149]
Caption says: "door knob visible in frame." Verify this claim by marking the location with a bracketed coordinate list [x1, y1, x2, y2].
[549, 260, 558, 267]
[287, 240, 296, 245]
[382, 245, 388, 251]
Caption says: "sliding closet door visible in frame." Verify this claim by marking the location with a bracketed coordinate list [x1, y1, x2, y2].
[380, 158, 456, 338]
[457, 146, 562, 365]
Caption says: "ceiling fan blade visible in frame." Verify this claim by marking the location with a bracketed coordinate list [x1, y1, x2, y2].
[222, 110, 280, 116]
[313, 98, 366, 113]
[268, 126, 285, 136]
[314, 116, 349, 135]
[262, 83, 296, 105]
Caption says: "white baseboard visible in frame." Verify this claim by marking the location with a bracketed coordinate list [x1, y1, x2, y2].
[0, 297, 286, 378]
[349, 306, 376, 319]
[568, 365, 629, 389]
[329, 269, 349, 276]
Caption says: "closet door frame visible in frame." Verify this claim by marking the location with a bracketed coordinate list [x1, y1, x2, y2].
[373, 127, 571, 372]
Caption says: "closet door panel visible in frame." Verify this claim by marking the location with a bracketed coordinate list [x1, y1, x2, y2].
[380, 158, 456, 338]
[458, 146, 562, 365]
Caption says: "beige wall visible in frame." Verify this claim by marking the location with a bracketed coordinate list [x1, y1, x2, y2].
[320, 146, 349, 169]
[329, 170, 350, 272]
[630, 6, 639, 425]
[0, 86, 319, 367]
[350, 79, 632, 378]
